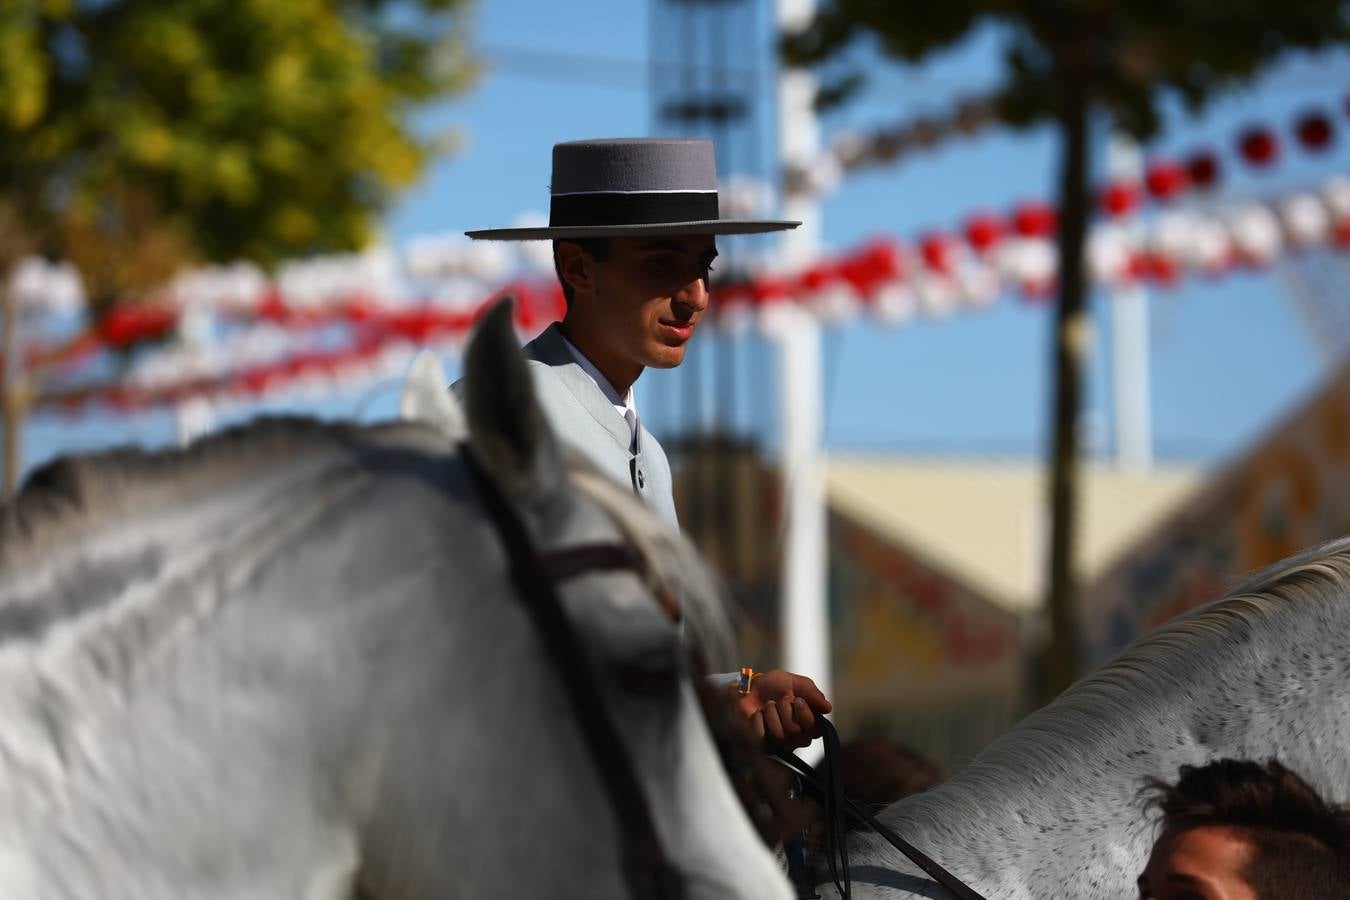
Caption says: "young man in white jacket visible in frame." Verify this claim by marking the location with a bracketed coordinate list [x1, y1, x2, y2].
[466, 137, 830, 748]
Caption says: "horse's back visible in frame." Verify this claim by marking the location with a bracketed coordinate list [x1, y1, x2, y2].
[855, 537, 1350, 898]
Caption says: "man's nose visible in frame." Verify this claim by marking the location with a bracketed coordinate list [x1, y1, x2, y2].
[674, 274, 710, 312]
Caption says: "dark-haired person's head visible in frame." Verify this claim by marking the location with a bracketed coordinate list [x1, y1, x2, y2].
[470, 138, 786, 393]
[551, 234, 717, 383]
[1138, 758, 1350, 899]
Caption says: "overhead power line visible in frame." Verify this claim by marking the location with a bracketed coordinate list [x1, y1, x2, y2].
[478, 42, 771, 90]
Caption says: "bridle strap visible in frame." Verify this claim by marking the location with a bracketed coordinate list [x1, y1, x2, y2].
[771, 719, 989, 900]
[542, 543, 646, 581]
[541, 543, 681, 624]
[459, 444, 684, 900]
[821, 714, 850, 898]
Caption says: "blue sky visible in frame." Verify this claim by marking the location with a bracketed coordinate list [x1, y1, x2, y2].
[23, 0, 1350, 476]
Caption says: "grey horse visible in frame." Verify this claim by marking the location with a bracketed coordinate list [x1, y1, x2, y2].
[822, 536, 1350, 898]
[0, 302, 793, 900]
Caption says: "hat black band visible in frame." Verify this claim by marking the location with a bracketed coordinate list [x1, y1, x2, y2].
[549, 191, 719, 229]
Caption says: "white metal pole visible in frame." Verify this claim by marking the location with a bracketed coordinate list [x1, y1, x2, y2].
[174, 397, 215, 447]
[775, 0, 830, 756]
[769, 305, 828, 693]
[1107, 135, 1153, 472]
[1112, 285, 1152, 471]
[777, 0, 823, 261]
[173, 299, 215, 447]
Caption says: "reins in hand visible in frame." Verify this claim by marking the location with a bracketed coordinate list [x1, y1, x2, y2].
[769, 718, 989, 900]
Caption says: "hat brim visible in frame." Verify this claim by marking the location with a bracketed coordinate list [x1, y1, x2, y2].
[465, 219, 801, 241]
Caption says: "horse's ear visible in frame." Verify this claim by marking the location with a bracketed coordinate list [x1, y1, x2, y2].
[399, 350, 466, 439]
[462, 298, 570, 512]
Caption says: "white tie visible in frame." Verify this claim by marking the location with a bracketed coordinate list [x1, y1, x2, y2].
[623, 408, 640, 454]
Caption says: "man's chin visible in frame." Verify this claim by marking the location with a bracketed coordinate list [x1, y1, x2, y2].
[645, 345, 688, 369]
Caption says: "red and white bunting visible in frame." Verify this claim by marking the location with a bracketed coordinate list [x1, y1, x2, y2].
[19, 172, 1350, 418]
[795, 94, 1350, 205]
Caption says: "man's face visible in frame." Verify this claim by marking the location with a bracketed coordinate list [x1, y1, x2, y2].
[1137, 826, 1259, 900]
[585, 234, 718, 370]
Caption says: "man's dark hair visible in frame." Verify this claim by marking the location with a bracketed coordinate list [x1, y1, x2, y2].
[1143, 758, 1350, 898]
[553, 238, 610, 308]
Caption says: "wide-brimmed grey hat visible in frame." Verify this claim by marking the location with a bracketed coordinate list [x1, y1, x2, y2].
[465, 138, 800, 240]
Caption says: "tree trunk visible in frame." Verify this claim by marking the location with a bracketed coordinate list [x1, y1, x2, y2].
[1038, 65, 1092, 706]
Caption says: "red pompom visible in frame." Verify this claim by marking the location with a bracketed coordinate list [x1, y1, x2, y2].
[1145, 160, 1189, 200]
[799, 263, 836, 293]
[97, 304, 178, 347]
[1146, 253, 1179, 287]
[1238, 127, 1278, 166]
[838, 241, 903, 292]
[919, 232, 955, 273]
[964, 213, 1006, 252]
[1295, 111, 1334, 151]
[1333, 219, 1350, 249]
[861, 241, 905, 279]
[1185, 152, 1220, 190]
[1100, 181, 1141, 216]
[714, 282, 755, 308]
[1012, 202, 1057, 238]
[752, 277, 792, 305]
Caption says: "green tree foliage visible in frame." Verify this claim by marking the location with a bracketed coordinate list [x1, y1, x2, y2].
[782, 0, 1349, 703]
[0, 0, 474, 303]
[0, 0, 473, 494]
[783, 1, 1350, 137]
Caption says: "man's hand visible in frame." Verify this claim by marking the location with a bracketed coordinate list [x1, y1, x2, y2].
[734, 669, 832, 750]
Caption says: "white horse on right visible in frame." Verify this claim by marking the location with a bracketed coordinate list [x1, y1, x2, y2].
[832, 536, 1350, 898]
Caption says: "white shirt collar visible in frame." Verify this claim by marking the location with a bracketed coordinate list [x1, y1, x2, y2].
[558, 331, 641, 446]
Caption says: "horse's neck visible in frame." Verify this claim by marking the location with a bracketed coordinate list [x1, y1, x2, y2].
[859, 721, 1161, 898]
[856, 591, 1350, 898]
[0, 446, 363, 677]
[0, 439, 429, 896]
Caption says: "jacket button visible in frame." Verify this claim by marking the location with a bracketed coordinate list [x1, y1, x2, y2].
[637, 469, 645, 489]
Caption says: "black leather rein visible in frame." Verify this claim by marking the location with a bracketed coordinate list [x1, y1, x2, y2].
[459, 443, 685, 900]
[461, 441, 984, 900]
[771, 718, 988, 900]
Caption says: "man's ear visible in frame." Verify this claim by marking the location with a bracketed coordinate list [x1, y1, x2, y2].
[556, 241, 593, 297]
[462, 298, 572, 518]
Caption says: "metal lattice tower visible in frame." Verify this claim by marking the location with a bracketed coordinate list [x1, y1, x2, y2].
[648, 0, 769, 574]
[1278, 248, 1350, 363]
[648, 0, 766, 199]
[648, 0, 771, 428]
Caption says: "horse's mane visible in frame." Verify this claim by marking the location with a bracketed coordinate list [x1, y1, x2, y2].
[1037, 534, 1350, 757]
[0, 417, 441, 577]
[885, 535, 1350, 845]
[0, 416, 734, 667]
[568, 463, 734, 671]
